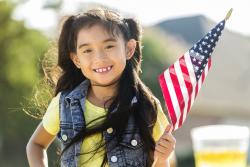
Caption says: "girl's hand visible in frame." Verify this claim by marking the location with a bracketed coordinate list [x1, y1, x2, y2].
[154, 125, 176, 164]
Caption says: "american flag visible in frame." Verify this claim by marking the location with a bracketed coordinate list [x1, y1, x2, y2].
[159, 20, 226, 131]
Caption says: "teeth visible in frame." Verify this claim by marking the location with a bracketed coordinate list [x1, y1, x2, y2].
[94, 66, 112, 73]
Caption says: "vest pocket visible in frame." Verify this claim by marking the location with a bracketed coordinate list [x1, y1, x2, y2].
[119, 133, 143, 149]
[119, 132, 145, 166]
[58, 123, 77, 166]
[58, 123, 74, 145]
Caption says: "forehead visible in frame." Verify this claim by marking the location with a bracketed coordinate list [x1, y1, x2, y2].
[76, 24, 124, 46]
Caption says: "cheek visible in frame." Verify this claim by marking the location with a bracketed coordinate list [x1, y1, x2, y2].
[79, 63, 91, 78]
[114, 56, 127, 69]
[112, 48, 128, 62]
[116, 58, 127, 73]
[77, 57, 91, 72]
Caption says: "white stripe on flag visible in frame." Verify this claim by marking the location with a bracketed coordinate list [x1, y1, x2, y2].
[174, 61, 189, 126]
[204, 61, 209, 77]
[164, 69, 181, 130]
[184, 52, 197, 109]
[198, 74, 202, 93]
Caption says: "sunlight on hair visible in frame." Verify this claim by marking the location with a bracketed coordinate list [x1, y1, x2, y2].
[23, 41, 62, 119]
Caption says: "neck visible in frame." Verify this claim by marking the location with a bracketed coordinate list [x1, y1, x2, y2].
[87, 82, 118, 108]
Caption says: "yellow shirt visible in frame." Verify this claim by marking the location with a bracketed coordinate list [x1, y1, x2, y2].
[42, 93, 169, 167]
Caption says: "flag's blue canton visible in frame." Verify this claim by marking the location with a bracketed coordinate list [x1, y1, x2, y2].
[189, 20, 225, 81]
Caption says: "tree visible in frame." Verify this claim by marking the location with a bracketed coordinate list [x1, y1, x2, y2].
[141, 27, 182, 105]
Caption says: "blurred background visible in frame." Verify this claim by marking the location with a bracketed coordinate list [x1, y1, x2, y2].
[0, 0, 249, 166]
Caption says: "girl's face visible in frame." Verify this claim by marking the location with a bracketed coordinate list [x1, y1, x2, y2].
[70, 24, 136, 87]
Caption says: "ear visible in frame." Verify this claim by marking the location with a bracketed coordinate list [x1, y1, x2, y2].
[126, 39, 137, 60]
[70, 52, 81, 69]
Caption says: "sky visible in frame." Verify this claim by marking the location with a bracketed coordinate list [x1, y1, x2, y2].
[13, 0, 250, 36]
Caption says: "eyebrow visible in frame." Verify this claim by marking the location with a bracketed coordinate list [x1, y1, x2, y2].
[78, 38, 117, 49]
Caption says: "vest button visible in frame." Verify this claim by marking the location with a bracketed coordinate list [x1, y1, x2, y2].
[62, 134, 68, 141]
[107, 127, 113, 134]
[131, 139, 138, 146]
[111, 155, 117, 162]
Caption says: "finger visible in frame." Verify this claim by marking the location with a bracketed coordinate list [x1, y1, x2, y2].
[158, 138, 171, 147]
[159, 141, 175, 151]
[155, 144, 169, 154]
[161, 133, 176, 144]
[158, 138, 175, 151]
[164, 124, 172, 134]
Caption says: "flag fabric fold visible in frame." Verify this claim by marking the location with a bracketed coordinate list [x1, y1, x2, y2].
[159, 20, 226, 131]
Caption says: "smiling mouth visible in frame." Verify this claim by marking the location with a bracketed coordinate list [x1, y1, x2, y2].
[93, 66, 113, 73]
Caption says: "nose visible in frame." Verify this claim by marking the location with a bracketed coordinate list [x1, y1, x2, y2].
[95, 49, 107, 59]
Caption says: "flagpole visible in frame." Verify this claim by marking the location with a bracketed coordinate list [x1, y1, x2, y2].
[225, 8, 233, 21]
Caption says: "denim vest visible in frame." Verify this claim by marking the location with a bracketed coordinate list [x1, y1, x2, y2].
[57, 80, 147, 167]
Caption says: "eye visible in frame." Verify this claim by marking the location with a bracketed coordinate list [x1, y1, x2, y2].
[105, 45, 114, 49]
[83, 49, 92, 53]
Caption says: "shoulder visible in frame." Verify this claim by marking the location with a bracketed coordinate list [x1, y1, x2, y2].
[150, 96, 168, 124]
[150, 96, 163, 112]
[151, 96, 168, 121]
[51, 92, 61, 106]
[45, 92, 61, 111]
[42, 92, 61, 135]
[152, 97, 169, 141]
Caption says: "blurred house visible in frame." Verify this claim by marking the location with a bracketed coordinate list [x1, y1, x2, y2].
[154, 15, 250, 157]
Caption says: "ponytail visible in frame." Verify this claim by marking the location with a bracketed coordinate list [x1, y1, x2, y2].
[123, 18, 143, 74]
[56, 15, 85, 95]
[58, 15, 75, 68]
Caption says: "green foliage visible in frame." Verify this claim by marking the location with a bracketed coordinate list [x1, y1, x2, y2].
[0, 1, 48, 166]
[141, 27, 176, 104]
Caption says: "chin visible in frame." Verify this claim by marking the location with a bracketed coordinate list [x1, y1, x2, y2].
[91, 78, 120, 87]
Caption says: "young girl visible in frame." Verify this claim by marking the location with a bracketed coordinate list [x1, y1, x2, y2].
[26, 8, 176, 167]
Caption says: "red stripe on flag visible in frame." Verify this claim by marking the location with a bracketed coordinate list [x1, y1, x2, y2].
[187, 90, 192, 114]
[202, 69, 206, 83]
[179, 55, 193, 115]
[169, 65, 185, 128]
[159, 73, 177, 126]
[208, 57, 212, 69]
[195, 80, 199, 98]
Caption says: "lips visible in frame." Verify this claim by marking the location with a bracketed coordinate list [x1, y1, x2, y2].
[93, 66, 113, 73]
